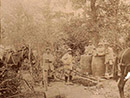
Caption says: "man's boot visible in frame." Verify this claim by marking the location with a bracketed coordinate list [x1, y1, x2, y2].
[69, 75, 73, 85]
[65, 76, 68, 85]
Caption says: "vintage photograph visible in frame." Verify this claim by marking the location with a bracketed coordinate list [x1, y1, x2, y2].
[0, 0, 130, 98]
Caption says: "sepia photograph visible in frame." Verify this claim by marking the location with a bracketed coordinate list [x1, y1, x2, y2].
[0, 0, 130, 98]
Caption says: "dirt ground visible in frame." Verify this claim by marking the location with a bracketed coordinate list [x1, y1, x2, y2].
[22, 79, 130, 98]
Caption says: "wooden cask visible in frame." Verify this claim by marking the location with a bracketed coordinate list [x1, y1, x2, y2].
[91, 56, 105, 77]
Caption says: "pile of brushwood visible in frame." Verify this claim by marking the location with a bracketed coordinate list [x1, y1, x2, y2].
[0, 61, 21, 98]
[0, 45, 32, 98]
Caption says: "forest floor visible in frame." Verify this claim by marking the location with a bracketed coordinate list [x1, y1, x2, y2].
[21, 78, 130, 98]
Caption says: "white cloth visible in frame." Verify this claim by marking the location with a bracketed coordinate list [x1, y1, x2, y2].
[125, 72, 130, 80]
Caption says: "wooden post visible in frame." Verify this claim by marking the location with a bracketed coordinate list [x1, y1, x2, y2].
[44, 70, 48, 91]
[27, 43, 30, 66]
[28, 43, 32, 75]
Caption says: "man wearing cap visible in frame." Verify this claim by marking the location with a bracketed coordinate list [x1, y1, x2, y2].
[95, 42, 106, 56]
[85, 40, 95, 56]
[42, 48, 54, 91]
[104, 43, 114, 77]
[61, 48, 73, 85]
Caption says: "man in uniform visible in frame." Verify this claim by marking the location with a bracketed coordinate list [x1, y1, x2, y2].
[104, 43, 114, 77]
[42, 48, 54, 91]
[95, 42, 106, 56]
[85, 40, 95, 55]
[61, 48, 73, 85]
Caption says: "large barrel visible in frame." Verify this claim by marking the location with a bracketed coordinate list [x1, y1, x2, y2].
[91, 56, 105, 77]
[80, 55, 92, 74]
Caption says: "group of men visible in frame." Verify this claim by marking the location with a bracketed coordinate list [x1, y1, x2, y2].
[82, 40, 115, 76]
[0, 42, 115, 92]
[42, 47, 74, 90]
[41, 40, 115, 90]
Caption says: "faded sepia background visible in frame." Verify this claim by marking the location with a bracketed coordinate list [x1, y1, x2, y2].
[1, 0, 130, 51]
[0, 0, 130, 98]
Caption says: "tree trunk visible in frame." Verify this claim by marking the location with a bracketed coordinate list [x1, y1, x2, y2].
[91, 0, 97, 22]
[90, 0, 100, 44]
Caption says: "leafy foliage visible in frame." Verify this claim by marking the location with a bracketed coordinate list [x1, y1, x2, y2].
[1, 0, 130, 55]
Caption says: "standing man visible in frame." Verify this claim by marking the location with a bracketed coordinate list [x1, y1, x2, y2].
[104, 43, 114, 77]
[95, 42, 106, 56]
[85, 40, 95, 56]
[61, 48, 73, 85]
[42, 48, 54, 91]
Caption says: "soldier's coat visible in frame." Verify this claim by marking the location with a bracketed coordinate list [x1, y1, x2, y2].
[61, 52, 73, 70]
[42, 53, 54, 71]
[85, 45, 95, 55]
[61, 52, 74, 77]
